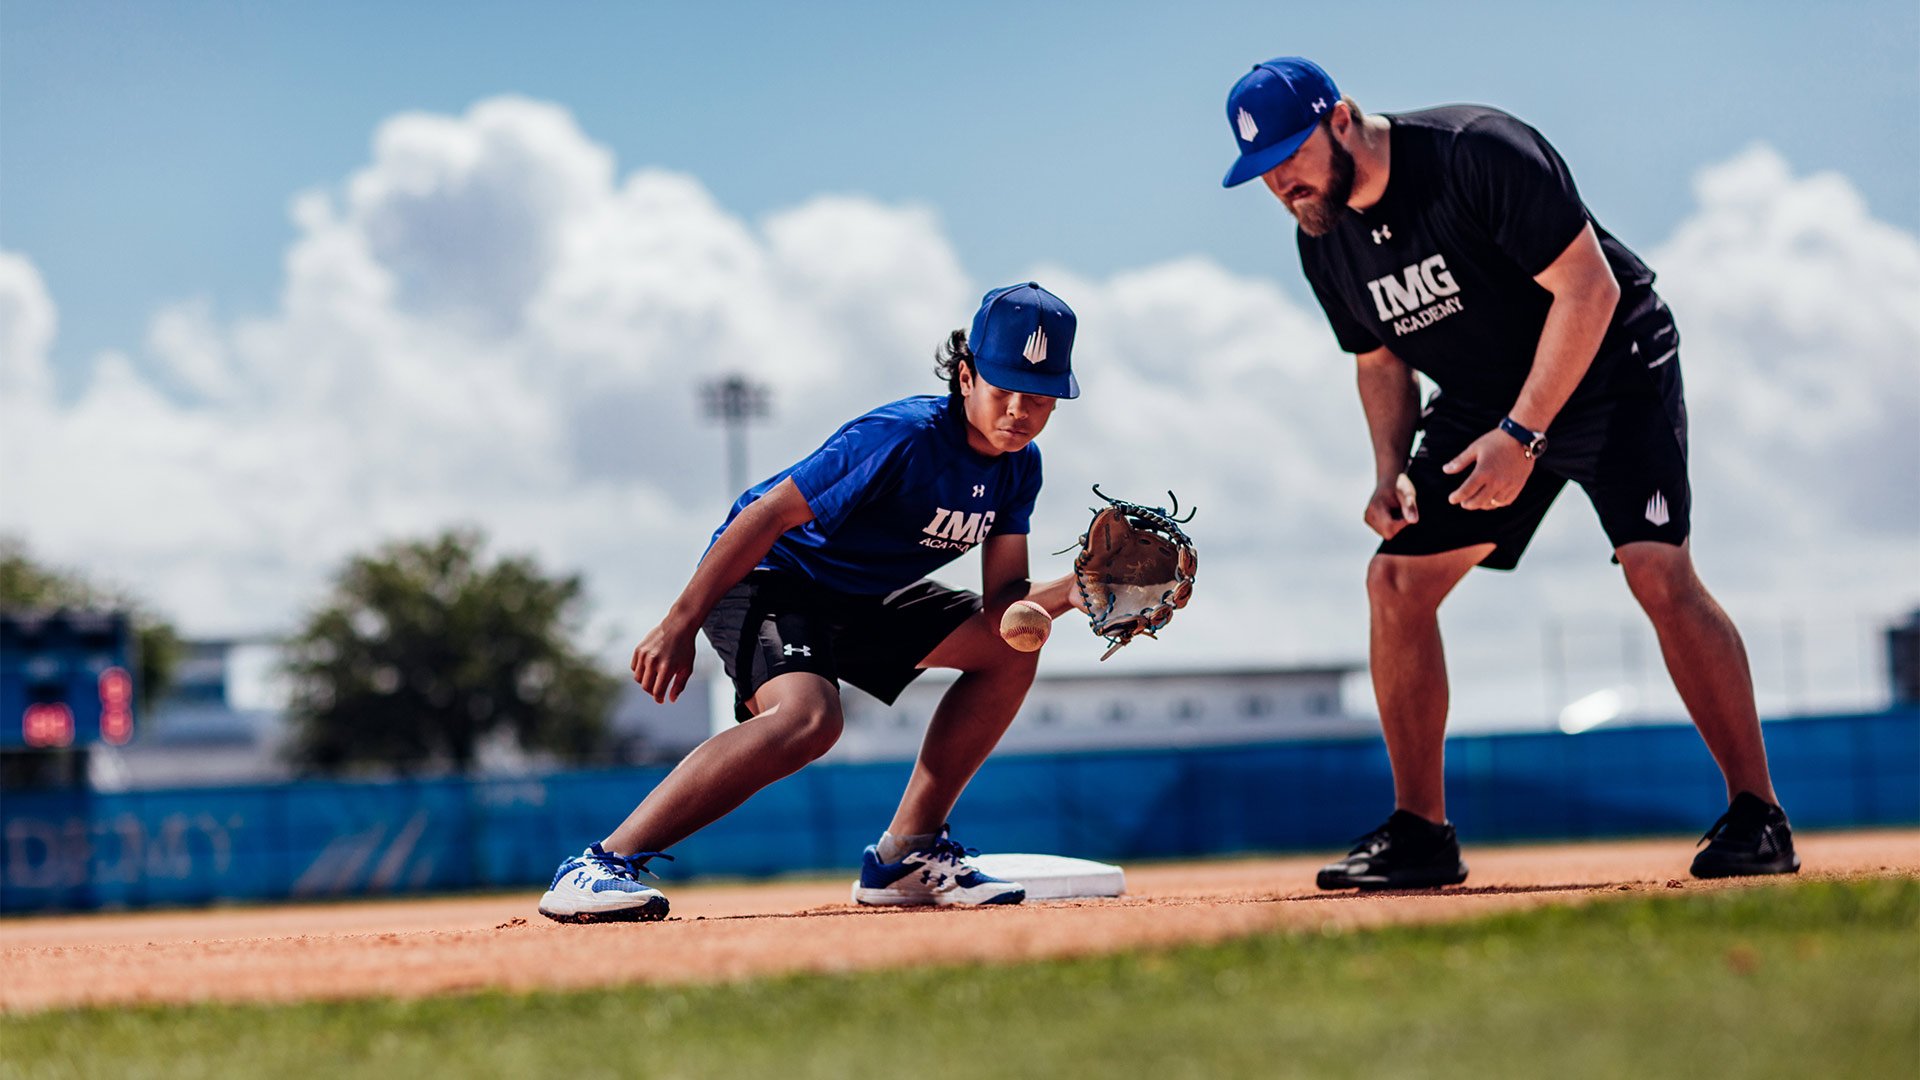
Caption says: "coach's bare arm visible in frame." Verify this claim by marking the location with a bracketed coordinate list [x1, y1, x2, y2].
[1443, 223, 1622, 510]
[632, 477, 816, 703]
[1356, 344, 1423, 540]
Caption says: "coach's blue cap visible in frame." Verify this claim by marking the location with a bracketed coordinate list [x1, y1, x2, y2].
[968, 282, 1079, 399]
[1222, 57, 1339, 188]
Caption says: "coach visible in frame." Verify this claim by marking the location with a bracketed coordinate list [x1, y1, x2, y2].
[1222, 57, 1798, 888]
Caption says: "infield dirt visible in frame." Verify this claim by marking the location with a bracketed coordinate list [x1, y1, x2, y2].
[4, 829, 1915, 1014]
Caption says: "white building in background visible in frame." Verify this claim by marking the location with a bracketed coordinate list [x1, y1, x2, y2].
[828, 664, 1372, 763]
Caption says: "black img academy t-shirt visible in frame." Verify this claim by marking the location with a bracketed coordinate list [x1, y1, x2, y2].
[1298, 105, 1666, 421]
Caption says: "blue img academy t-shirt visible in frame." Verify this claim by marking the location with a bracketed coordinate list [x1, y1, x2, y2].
[709, 395, 1043, 595]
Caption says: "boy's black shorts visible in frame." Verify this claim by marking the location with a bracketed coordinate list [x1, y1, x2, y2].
[702, 570, 981, 721]
[1379, 320, 1692, 572]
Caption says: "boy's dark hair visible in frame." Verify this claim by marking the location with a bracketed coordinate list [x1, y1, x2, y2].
[934, 329, 975, 402]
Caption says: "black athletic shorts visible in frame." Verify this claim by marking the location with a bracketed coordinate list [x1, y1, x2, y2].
[1380, 312, 1691, 572]
[702, 570, 982, 721]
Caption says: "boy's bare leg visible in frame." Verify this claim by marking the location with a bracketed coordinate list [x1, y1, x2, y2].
[884, 613, 1040, 839]
[600, 672, 843, 854]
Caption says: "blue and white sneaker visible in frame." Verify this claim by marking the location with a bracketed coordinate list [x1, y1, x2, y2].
[851, 827, 1025, 907]
[538, 843, 673, 923]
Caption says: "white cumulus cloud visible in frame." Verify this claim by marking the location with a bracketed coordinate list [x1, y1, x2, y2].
[1652, 144, 1920, 553]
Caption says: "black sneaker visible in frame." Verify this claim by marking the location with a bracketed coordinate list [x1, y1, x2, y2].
[1690, 792, 1801, 878]
[1316, 810, 1469, 890]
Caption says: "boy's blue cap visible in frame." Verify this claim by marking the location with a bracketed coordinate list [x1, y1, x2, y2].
[1222, 57, 1339, 188]
[968, 282, 1079, 399]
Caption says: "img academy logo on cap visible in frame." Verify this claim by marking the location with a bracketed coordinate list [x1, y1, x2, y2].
[970, 282, 1080, 399]
[1221, 56, 1339, 188]
[1022, 326, 1047, 364]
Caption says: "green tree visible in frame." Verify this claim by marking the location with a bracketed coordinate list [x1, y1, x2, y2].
[0, 536, 181, 715]
[283, 528, 619, 775]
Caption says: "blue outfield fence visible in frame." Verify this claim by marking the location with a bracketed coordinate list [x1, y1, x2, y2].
[2, 708, 1915, 913]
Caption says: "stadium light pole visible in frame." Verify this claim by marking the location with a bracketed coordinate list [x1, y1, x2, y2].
[701, 375, 771, 498]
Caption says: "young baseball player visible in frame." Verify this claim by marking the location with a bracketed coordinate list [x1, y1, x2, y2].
[539, 283, 1085, 922]
[1221, 57, 1796, 888]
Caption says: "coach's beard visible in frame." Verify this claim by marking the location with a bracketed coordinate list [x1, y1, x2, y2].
[1291, 137, 1357, 238]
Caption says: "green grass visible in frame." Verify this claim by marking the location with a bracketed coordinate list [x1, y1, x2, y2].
[4, 879, 1915, 1080]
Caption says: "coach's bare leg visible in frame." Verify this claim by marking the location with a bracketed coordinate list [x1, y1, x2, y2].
[1366, 546, 1493, 824]
[1617, 540, 1778, 805]
[884, 614, 1041, 838]
[600, 673, 844, 855]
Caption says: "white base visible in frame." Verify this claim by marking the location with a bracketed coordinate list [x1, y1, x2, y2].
[968, 853, 1126, 900]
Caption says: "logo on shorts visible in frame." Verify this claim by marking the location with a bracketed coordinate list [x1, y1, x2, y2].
[1645, 491, 1670, 526]
[1022, 327, 1048, 365]
[1236, 107, 1259, 142]
[782, 644, 812, 658]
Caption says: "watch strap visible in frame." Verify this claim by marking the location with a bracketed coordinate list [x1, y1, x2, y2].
[1498, 416, 1546, 458]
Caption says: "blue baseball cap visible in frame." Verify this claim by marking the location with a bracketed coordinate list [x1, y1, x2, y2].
[1221, 57, 1340, 188]
[968, 282, 1079, 399]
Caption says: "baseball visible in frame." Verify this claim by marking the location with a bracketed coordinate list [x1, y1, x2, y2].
[999, 599, 1052, 652]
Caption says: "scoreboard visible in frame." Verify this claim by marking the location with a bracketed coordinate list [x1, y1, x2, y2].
[0, 611, 135, 749]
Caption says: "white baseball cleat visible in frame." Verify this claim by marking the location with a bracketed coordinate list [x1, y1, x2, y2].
[538, 843, 672, 923]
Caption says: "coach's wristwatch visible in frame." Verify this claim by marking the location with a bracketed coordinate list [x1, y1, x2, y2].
[1498, 416, 1548, 459]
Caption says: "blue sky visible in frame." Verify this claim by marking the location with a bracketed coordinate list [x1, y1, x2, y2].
[4, 0, 1916, 385]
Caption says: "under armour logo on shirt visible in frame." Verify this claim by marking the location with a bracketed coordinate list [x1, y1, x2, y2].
[972, 484, 986, 498]
[1236, 107, 1259, 142]
[1645, 491, 1670, 526]
[782, 644, 812, 658]
[1371, 225, 1392, 245]
[1022, 327, 1048, 365]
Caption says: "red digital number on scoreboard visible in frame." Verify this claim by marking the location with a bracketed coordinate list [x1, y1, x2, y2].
[99, 666, 134, 745]
[22, 703, 75, 747]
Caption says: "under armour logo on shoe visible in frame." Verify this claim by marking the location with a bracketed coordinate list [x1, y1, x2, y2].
[972, 484, 986, 498]
[1022, 327, 1047, 365]
[783, 644, 812, 657]
[1645, 491, 1670, 526]
[1236, 107, 1259, 142]
[1371, 225, 1392, 244]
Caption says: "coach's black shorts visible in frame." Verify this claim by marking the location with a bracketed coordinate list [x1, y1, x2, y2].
[1380, 316, 1691, 572]
[702, 570, 981, 721]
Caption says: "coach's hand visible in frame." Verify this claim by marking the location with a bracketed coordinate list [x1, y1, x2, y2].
[631, 617, 697, 703]
[1443, 430, 1533, 511]
[1364, 473, 1421, 539]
